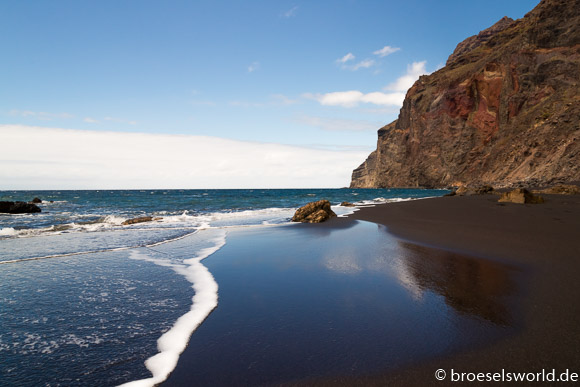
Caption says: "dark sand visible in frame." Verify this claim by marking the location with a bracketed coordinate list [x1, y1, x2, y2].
[302, 193, 580, 386]
[163, 216, 523, 386]
[164, 194, 580, 386]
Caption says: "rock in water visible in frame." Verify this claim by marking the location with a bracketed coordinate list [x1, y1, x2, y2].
[292, 200, 337, 223]
[0, 201, 42, 214]
[340, 201, 356, 207]
[31, 197, 42, 203]
[122, 216, 161, 225]
[498, 189, 544, 204]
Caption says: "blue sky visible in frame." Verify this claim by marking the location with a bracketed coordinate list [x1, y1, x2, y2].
[1, 0, 539, 188]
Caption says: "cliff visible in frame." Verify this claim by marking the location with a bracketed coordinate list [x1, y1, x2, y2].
[351, 0, 580, 189]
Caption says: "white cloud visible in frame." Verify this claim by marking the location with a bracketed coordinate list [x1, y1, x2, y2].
[350, 59, 375, 71]
[282, 6, 298, 18]
[9, 110, 73, 120]
[296, 115, 383, 132]
[247, 61, 260, 73]
[373, 45, 400, 57]
[0, 125, 369, 189]
[308, 60, 429, 108]
[304, 90, 405, 108]
[336, 53, 355, 64]
[361, 92, 406, 106]
[84, 117, 99, 123]
[385, 61, 428, 92]
[337, 55, 376, 71]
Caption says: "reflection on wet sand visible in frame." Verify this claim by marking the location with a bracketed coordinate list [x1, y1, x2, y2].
[165, 220, 523, 386]
[396, 241, 518, 326]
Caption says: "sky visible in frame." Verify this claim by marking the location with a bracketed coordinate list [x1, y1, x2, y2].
[0, 0, 539, 189]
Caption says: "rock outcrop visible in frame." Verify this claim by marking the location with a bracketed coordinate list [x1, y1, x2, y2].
[498, 188, 544, 204]
[122, 216, 161, 225]
[536, 184, 580, 195]
[351, 0, 580, 189]
[292, 200, 337, 223]
[0, 201, 42, 214]
[446, 16, 514, 65]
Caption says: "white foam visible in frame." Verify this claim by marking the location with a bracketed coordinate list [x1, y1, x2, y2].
[120, 230, 226, 387]
[332, 205, 359, 218]
[101, 215, 127, 226]
[353, 197, 416, 206]
[1, 206, 296, 241]
[0, 227, 17, 236]
[0, 230, 199, 265]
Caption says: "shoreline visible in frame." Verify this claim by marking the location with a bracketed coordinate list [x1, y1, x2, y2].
[163, 215, 521, 386]
[302, 193, 580, 386]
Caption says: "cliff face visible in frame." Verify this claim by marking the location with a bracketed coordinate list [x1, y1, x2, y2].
[351, 0, 580, 188]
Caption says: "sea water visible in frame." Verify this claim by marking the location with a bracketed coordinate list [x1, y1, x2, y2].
[0, 189, 446, 386]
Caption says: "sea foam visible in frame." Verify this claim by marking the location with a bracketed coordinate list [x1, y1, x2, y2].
[120, 230, 226, 387]
[0, 227, 17, 236]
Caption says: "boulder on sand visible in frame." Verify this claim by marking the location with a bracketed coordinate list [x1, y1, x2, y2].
[498, 189, 544, 204]
[292, 200, 336, 223]
[0, 201, 42, 214]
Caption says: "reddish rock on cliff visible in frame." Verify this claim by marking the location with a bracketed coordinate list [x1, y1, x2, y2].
[351, 0, 580, 189]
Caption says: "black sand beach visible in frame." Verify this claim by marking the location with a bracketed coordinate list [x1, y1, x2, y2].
[163, 193, 580, 386]
[303, 193, 580, 386]
[162, 192, 580, 386]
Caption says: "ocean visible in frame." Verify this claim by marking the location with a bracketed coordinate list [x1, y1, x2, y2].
[0, 188, 451, 386]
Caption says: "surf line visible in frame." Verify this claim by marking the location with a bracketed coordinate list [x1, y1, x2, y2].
[119, 229, 227, 387]
[0, 229, 200, 265]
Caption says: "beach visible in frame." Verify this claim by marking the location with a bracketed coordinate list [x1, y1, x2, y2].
[305, 193, 580, 386]
[164, 217, 519, 386]
[163, 193, 580, 386]
[2, 189, 579, 386]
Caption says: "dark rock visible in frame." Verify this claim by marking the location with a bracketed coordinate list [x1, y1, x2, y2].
[340, 201, 356, 207]
[0, 201, 42, 214]
[444, 191, 457, 197]
[31, 197, 42, 204]
[447, 16, 514, 65]
[122, 216, 162, 225]
[474, 185, 495, 195]
[498, 189, 544, 204]
[292, 200, 337, 223]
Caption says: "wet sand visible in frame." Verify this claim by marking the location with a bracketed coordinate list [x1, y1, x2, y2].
[312, 193, 580, 386]
[164, 193, 580, 386]
[163, 218, 523, 386]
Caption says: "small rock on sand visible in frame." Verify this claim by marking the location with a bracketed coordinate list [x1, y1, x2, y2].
[498, 189, 544, 204]
[292, 200, 336, 223]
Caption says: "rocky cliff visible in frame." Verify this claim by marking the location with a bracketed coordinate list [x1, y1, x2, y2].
[351, 0, 580, 189]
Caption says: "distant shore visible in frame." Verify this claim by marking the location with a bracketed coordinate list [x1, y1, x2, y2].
[299, 193, 580, 386]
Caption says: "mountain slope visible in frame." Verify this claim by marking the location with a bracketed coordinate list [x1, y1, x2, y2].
[351, 0, 580, 188]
